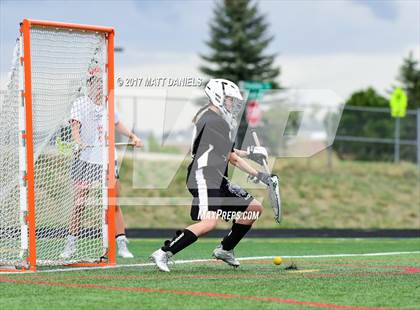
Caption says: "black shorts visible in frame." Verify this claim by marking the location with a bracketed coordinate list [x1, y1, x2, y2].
[188, 168, 253, 222]
[71, 159, 119, 185]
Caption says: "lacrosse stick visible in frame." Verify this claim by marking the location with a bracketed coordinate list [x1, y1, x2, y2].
[252, 131, 282, 224]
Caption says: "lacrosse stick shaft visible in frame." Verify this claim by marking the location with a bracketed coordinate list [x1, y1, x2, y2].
[252, 131, 270, 172]
[85, 142, 135, 148]
[115, 142, 135, 147]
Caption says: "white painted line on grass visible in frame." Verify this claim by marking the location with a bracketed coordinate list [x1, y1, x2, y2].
[1, 251, 419, 275]
[236, 251, 420, 260]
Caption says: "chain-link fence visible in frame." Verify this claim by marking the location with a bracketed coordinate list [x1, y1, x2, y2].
[2, 91, 419, 169]
[114, 95, 420, 169]
[334, 105, 419, 168]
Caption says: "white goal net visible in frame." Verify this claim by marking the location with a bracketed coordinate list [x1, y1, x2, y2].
[0, 22, 112, 268]
[0, 39, 21, 267]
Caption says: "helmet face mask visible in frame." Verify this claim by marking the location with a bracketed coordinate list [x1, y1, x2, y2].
[221, 95, 243, 133]
[87, 76, 103, 105]
[204, 79, 245, 135]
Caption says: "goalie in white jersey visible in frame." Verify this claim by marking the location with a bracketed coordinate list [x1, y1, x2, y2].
[61, 70, 143, 260]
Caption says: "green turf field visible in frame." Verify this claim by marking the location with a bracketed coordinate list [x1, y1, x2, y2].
[1, 238, 419, 309]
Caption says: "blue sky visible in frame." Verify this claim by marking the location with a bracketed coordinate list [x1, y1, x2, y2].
[1, 0, 419, 98]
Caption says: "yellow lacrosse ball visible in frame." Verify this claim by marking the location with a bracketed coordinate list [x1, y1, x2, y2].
[273, 256, 283, 265]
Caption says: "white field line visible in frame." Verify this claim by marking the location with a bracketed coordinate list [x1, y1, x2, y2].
[1, 250, 419, 275]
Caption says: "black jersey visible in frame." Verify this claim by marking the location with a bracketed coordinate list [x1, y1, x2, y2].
[187, 109, 234, 188]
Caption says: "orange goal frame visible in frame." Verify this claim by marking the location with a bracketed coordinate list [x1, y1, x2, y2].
[0, 19, 116, 272]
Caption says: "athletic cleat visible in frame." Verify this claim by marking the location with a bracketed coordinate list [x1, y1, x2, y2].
[117, 236, 134, 258]
[60, 237, 77, 260]
[150, 249, 172, 272]
[212, 245, 240, 267]
[99, 254, 108, 262]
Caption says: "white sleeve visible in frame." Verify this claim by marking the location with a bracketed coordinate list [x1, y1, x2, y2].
[114, 108, 120, 125]
[70, 98, 83, 123]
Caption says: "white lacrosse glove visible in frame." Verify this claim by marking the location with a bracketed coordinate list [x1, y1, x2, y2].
[246, 146, 268, 166]
[74, 142, 86, 152]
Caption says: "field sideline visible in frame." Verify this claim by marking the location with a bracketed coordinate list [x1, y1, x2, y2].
[1, 238, 419, 309]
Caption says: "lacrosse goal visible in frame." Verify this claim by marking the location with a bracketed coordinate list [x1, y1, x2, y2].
[0, 19, 117, 272]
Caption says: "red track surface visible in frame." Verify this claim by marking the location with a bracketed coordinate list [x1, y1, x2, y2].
[2, 261, 418, 309]
[0, 276, 393, 310]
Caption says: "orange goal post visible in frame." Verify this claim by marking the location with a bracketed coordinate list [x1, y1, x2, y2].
[0, 19, 116, 272]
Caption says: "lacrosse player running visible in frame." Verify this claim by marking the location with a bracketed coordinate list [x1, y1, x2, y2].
[150, 79, 272, 272]
[61, 68, 143, 260]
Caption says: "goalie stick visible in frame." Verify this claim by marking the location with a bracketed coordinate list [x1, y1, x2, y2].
[84, 142, 136, 148]
[252, 131, 282, 224]
[55, 138, 135, 156]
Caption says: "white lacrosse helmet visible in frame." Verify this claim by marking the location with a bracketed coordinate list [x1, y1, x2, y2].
[204, 78, 244, 130]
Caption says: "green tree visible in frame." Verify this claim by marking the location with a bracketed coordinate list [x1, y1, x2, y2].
[397, 51, 420, 108]
[200, 0, 280, 148]
[200, 0, 280, 85]
[345, 88, 388, 108]
[335, 88, 392, 161]
[335, 87, 416, 162]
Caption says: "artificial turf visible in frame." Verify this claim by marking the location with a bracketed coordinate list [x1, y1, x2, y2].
[1, 238, 419, 309]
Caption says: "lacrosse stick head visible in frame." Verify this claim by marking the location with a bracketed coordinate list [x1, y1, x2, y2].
[268, 175, 282, 224]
